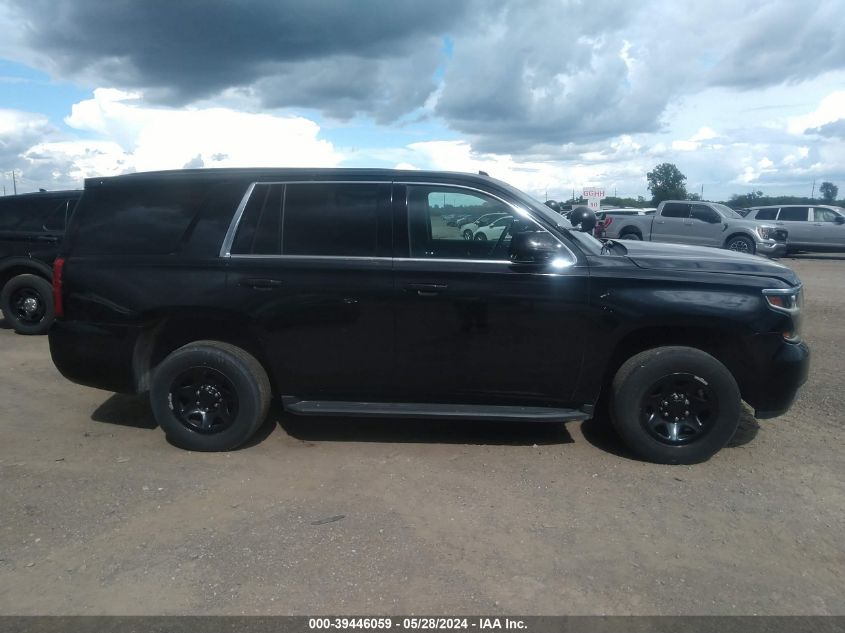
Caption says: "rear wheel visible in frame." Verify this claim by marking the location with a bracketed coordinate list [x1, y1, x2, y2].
[0, 274, 55, 335]
[474, 233, 488, 241]
[150, 341, 271, 451]
[726, 235, 755, 255]
[610, 346, 741, 464]
[619, 231, 641, 240]
[462, 229, 474, 240]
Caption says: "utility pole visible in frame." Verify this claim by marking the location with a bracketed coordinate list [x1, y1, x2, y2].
[11, 169, 17, 195]
[700, 184, 704, 199]
[811, 180, 815, 200]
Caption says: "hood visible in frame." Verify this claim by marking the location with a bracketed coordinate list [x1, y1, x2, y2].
[620, 240, 799, 285]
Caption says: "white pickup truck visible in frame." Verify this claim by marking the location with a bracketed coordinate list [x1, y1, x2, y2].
[601, 200, 788, 257]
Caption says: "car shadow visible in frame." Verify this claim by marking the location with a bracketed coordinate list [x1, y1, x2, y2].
[91, 393, 158, 429]
[277, 411, 575, 446]
[786, 254, 845, 262]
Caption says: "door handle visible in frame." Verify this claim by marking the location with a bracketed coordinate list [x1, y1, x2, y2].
[239, 278, 283, 291]
[404, 283, 448, 297]
[683, 221, 694, 225]
[35, 235, 59, 243]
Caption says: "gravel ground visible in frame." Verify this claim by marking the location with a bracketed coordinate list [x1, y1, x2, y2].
[0, 255, 842, 615]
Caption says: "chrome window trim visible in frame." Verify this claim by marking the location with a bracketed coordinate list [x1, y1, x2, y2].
[226, 254, 392, 263]
[396, 181, 577, 266]
[220, 180, 392, 258]
[220, 179, 576, 265]
[220, 182, 257, 257]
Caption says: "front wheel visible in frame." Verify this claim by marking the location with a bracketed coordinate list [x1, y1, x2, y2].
[150, 341, 271, 451]
[610, 346, 741, 464]
[726, 235, 755, 255]
[0, 274, 55, 335]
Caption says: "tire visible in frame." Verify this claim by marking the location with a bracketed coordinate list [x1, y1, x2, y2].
[726, 235, 755, 255]
[610, 346, 741, 464]
[474, 232, 488, 241]
[619, 231, 642, 240]
[0, 274, 55, 335]
[462, 229, 474, 240]
[150, 340, 272, 451]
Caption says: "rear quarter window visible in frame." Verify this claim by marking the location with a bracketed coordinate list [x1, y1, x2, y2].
[71, 181, 240, 256]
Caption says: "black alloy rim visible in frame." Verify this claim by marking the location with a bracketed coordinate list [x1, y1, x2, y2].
[639, 372, 718, 445]
[729, 239, 750, 253]
[11, 287, 46, 324]
[168, 367, 239, 434]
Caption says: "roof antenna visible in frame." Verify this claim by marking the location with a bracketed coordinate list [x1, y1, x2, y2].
[478, 170, 489, 177]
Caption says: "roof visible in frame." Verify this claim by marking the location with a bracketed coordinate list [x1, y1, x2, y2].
[85, 167, 498, 189]
[0, 189, 81, 200]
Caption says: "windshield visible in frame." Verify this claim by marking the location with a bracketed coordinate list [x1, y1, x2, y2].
[713, 203, 742, 219]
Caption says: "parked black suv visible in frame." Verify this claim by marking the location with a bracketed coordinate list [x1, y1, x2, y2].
[49, 169, 809, 463]
[0, 190, 80, 334]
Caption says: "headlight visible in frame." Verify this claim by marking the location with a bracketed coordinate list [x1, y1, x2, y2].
[763, 287, 803, 341]
[756, 226, 774, 240]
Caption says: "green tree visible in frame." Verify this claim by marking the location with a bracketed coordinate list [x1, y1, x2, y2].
[647, 163, 687, 204]
[819, 181, 838, 202]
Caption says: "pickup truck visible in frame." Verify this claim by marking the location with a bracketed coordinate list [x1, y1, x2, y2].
[602, 200, 787, 257]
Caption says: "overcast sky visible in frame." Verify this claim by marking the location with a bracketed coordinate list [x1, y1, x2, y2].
[1, 0, 843, 200]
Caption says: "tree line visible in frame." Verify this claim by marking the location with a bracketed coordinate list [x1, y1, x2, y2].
[561, 162, 843, 209]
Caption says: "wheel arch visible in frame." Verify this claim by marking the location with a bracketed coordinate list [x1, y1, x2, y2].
[597, 325, 755, 404]
[618, 225, 643, 238]
[132, 311, 277, 394]
[723, 231, 755, 249]
[0, 258, 53, 291]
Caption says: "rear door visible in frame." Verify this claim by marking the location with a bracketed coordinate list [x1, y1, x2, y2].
[223, 181, 395, 401]
[391, 182, 590, 407]
[776, 207, 812, 250]
[651, 203, 689, 243]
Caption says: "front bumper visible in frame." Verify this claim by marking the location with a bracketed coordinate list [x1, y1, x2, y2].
[751, 339, 810, 419]
[756, 240, 788, 257]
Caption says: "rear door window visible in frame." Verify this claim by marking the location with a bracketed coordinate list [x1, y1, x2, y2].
[282, 183, 388, 257]
[661, 203, 689, 218]
[753, 208, 778, 220]
[778, 207, 809, 222]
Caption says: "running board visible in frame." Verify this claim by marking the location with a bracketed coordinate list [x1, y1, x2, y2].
[281, 397, 591, 422]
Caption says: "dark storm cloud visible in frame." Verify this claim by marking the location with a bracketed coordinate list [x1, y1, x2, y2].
[7, 0, 468, 113]
[3, 0, 843, 154]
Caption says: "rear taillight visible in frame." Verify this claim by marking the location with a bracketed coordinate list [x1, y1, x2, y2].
[53, 257, 65, 318]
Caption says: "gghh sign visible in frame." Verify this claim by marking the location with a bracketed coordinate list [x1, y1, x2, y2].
[583, 187, 605, 211]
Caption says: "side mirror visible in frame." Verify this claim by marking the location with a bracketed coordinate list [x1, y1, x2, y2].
[509, 231, 567, 265]
[835, 215, 845, 225]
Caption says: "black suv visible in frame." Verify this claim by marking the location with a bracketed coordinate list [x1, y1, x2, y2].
[0, 190, 80, 334]
[49, 169, 809, 464]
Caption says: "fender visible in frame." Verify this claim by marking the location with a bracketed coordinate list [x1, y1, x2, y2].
[0, 256, 54, 281]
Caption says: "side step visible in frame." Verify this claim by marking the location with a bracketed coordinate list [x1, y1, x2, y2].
[281, 397, 591, 422]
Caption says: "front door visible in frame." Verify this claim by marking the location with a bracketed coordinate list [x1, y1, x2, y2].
[224, 181, 395, 401]
[687, 203, 726, 247]
[811, 207, 845, 252]
[391, 183, 590, 407]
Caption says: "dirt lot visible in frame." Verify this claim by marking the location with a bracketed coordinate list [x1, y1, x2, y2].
[0, 255, 843, 615]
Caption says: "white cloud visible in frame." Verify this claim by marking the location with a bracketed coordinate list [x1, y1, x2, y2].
[787, 91, 845, 134]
